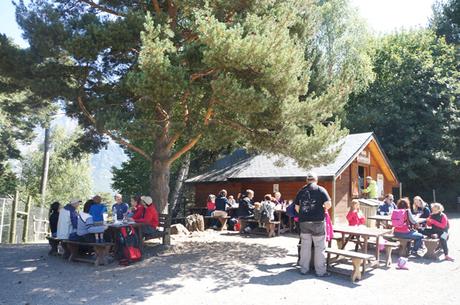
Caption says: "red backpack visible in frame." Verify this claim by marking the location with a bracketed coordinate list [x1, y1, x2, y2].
[391, 209, 407, 228]
[117, 225, 141, 264]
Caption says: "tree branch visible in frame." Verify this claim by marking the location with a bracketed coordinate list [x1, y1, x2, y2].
[152, 0, 161, 14]
[78, 0, 126, 17]
[167, 134, 202, 166]
[167, 0, 177, 30]
[167, 102, 214, 165]
[215, 118, 254, 133]
[76, 96, 152, 161]
[190, 69, 216, 82]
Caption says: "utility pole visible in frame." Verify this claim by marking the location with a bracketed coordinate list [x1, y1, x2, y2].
[39, 127, 50, 225]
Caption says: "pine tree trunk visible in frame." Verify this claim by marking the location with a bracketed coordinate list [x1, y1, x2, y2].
[150, 136, 171, 245]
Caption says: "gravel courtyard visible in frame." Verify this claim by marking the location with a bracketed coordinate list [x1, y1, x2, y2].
[1, 214, 459, 305]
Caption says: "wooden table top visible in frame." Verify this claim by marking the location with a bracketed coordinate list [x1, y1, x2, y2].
[333, 225, 392, 237]
[367, 215, 392, 221]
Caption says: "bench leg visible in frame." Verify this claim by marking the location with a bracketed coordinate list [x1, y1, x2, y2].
[67, 244, 79, 262]
[424, 240, 440, 259]
[219, 218, 228, 231]
[385, 246, 393, 267]
[94, 246, 111, 266]
[48, 240, 59, 256]
[239, 220, 246, 234]
[351, 258, 362, 282]
[399, 241, 410, 257]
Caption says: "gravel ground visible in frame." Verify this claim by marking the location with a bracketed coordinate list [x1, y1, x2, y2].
[1, 214, 460, 305]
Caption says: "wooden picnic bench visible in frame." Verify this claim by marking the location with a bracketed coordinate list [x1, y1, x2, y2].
[423, 238, 441, 259]
[367, 239, 399, 267]
[326, 248, 375, 282]
[142, 214, 169, 244]
[238, 218, 281, 237]
[387, 236, 413, 256]
[204, 215, 231, 231]
[65, 240, 114, 266]
[46, 236, 113, 266]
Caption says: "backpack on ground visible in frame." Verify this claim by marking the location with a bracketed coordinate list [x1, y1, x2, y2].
[117, 225, 141, 264]
[391, 209, 407, 227]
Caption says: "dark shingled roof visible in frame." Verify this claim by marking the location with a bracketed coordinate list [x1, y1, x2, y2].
[186, 132, 375, 183]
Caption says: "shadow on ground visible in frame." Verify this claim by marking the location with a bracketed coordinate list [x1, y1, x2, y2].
[0, 239, 290, 305]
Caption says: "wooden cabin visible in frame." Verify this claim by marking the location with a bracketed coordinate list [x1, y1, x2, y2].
[186, 132, 399, 224]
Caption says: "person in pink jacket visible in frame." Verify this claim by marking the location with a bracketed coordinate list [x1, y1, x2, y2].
[423, 203, 454, 261]
[346, 199, 366, 226]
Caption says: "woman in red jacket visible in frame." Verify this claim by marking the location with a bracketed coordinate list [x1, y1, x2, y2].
[129, 195, 145, 220]
[134, 196, 159, 236]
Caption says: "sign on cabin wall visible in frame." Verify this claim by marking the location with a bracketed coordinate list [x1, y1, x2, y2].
[357, 150, 371, 165]
[273, 184, 279, 193]
[377, 173, 384, 198]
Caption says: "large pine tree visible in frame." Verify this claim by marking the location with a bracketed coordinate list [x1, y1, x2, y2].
[2, 0, 373, 223]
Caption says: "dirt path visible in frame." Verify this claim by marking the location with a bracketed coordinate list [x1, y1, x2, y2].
[1, 215, 460, 305]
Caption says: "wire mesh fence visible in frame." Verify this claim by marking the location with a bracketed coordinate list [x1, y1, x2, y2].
[0, 195, 49, 244]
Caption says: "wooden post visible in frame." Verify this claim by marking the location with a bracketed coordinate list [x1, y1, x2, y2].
[22, 196, 32, 243]
[331, 176, 336, 224]
[163, 203, 172, 246]
[8, 191, 19, 244]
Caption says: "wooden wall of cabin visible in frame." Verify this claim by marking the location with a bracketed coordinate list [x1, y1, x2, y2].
[194, 182, 242, 207]
[334, 167, 351, 224]
[349, 145, 397, 201]
[192, 180, 333, 207]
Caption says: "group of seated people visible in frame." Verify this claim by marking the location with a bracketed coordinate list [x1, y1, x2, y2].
[205, 189, 293, 232]
[345, 194, 453, 261]
[48, 194, 159, 244]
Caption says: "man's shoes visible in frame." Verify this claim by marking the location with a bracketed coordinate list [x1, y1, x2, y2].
[316, 272, 331, 277]
[445, 255, 455, 262]
[299, 269, 310, 275]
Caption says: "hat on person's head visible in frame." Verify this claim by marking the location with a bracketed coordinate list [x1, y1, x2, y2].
[70, 199, 82, 205]
[306, 171, 318, 181]
[366, 176, 372, 180]
[141, 196, 153, 205]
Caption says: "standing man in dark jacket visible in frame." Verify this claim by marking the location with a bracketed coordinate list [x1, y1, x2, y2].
[295, 172, 331, 277]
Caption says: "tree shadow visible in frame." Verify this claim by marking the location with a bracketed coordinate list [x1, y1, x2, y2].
[0, 240, 290, 305]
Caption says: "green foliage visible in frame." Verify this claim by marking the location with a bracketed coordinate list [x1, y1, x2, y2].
[19, 126, 93, 205]
[0, 35, 55, 164]
[346, 30, 460, 201]
[431, 0, 460, 45]
[5, 0, 374, 210]
[111, 151, 150, 196]
[0, 162, 18, 196]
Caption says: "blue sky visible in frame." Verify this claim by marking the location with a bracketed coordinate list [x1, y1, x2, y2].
[1, 0, 437, 47]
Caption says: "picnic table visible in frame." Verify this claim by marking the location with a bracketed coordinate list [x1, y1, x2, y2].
[367, 214, 392, 229]
[332, 225, 393, 266]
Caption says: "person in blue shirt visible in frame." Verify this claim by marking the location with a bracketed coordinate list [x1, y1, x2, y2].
[113, 193, 129, 220]
[378, 193, 397, 215]
[89, 195, 107, 223]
